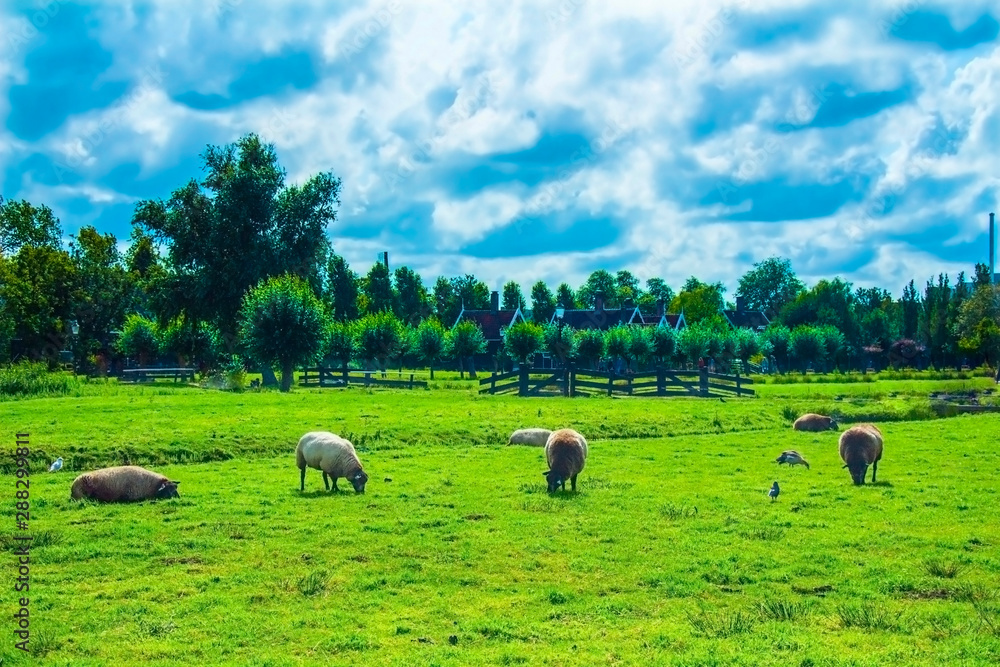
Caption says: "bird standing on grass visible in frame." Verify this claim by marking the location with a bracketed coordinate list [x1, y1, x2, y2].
[49, 457, 63, 472]
[768, 481, 780, 502]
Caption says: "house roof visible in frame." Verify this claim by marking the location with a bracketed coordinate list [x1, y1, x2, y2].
[552, 307, 645, 330]
[453, 307, 525, 340]
[723, 309, 770, 330]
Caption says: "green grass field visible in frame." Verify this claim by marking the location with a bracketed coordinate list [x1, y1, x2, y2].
[2, 380, 1000, 665]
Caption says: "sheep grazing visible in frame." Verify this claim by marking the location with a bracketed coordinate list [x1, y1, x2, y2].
[70, 466, 180, 503]
[543, 429, 588, 493]
[508, 428, 552, 447]
[775, 450, 810, 469]
[296, 431, 369, 493]
[793, 413, 839, 432]
[838, 423, 884, 485]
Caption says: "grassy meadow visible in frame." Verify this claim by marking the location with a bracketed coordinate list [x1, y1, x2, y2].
[2, 376, 1000, 665]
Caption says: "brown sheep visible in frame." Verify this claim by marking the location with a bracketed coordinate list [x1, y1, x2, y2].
[543, 429, 588, 492]
[838, 423, 884, 485]
[793, 413, 839, 431]
[70, 466, 180, 502]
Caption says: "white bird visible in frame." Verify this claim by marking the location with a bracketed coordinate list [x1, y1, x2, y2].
[48, 457, 63, 473]
[768, 481, 780, 502]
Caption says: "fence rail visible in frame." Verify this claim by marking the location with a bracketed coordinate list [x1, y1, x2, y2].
[300, 367, 428, 390]
[479, 366, 754, 398]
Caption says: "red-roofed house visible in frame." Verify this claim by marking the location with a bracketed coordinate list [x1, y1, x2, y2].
[453, 291, 526, 369]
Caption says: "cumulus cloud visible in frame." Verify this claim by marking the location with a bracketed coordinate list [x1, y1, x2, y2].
[1, 0, 999, 298]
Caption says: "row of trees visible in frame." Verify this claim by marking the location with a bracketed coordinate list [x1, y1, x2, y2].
[3, 133, 1000, 385]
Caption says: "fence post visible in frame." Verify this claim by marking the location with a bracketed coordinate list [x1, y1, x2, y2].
[700, 367, 708, 396]
[608, 370, 614, 397]
[736, 370, 741, 395]
[569, 365, 576, 397]
[490, 370, 497, 394]
[657, 366, 665, 396]
[519, 366, 529, 396]
[562, 365, 569, 397]
[409, 373, 414, 389]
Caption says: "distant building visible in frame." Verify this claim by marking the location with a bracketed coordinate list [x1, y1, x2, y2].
[453, 291, 526, 367]
[638, 299, 687, 331]
[548, 296, 645, 330]
[722, 296, 770, 331]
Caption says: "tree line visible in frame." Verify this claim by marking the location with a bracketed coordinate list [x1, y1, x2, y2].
[2, 133, 999, 391]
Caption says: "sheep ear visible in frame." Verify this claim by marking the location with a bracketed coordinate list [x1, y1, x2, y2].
[842, 464, 848, 469]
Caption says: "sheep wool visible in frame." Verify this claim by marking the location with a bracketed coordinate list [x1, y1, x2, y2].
[543, 428, 588, 493]
[296, 431, 369, 493]
[838, 423, 884, 485]
[70, 466, 180, 503]
[508, 428, 552, 446]
[793, 413, 839, 432]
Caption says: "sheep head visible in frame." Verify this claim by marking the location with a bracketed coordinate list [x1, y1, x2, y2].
[829, 419, 839, 430]
[349, 469, 368, 494]
[156, 480, 180, 499]
[843, 462, 868, 485]
[543, 470, 563, 493]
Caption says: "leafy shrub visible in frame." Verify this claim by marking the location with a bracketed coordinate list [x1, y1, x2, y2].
[0, 361, 79, 398]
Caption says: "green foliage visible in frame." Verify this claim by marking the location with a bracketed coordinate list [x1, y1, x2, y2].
[502, 281, 526, 311]
[555, 282, 576, 309]
[575, 329, 606, 368]
[627, 325, 652, 367]
[0, 196, 62, 254]
[158, 316, 222, 369]
[669, 279, 725, 324]
[116, 314, 160, 363]
[736, 256, 804, 319]
[530, 281, 556, 324]
[355, 311, 405, 369]
[433, 277, 458, 325]
[324, 320, 356, 370]
[503, 322, 544, 363]
[615, 270, 640, 304]
[644, 277, 675, 306]
[0, 360, 78, 397]
[237, 274, 329, 392]
[605, 325, 630, 363]
[789, 325, 825, 372]
[132, 133, 341, 339]
[577, 270, 617, 308]
[543, 322, 575, 363]
[649, 326, 676, 363]
[447, 319, 487, 378]
[325, 252, 360, 321]
[677, 322, 711, 364]
[394, 266, 429, 325]
[412, 318, 447, 376]
[363, 261, 396, 315]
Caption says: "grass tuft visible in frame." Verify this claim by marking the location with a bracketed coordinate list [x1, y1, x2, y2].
[836, 602, 906, 632]
[686, 607, 756, 638]
[759, 598, 808, 622]
[296, 571, 328, 597]
[924, 559, 964, 579]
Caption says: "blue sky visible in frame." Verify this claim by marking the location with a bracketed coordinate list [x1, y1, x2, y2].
[2, 1, 999, 297]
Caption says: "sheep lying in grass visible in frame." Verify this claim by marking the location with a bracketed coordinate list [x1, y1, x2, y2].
[543, 429, 588, 493]
[775, 450, 810, 469]
[508, 428, 551, 446]
[70, 466, 180, 502]
[793, 413, 839, 431]
[839, 423, 883, 485]
[296, 431, 369, 493]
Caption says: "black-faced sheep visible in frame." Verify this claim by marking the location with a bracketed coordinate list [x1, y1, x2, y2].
[296, 431, 369, 493]
[775, 450, 810, 469]
[543, 428, 588, 493]
[838, 423, 883, 485]
[793, 413, 839, 431]
[70, 466, 180, 502]
[508, 428, 551, 446]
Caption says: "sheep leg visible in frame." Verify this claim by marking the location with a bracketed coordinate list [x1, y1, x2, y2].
[322, 472, 330, 491]
[571, 474, 578, 492]
[871, 461, 878, 483]
[300, 467, 305, 492]
[331, 477, 339, 492]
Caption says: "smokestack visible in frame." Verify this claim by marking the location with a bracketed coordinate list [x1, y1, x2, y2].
[992, 213, 996, 284]
[490, 290, 499, 313]
[595, 295, 604, 312]
[656, 299, 665, 318]
[736, 296, 745, 313]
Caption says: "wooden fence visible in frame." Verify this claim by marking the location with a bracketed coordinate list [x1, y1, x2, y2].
[479, 366, 753, 398]
[299, 367, 428, 390]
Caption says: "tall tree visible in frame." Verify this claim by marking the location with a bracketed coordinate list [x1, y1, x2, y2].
[363, 261, 396, 314]
[577, 270, 618, 308]
[0, 197, 61, 255]
[394, 266, 429, 325]
[669, 278, 725, 324]
[555, 283, 576, 309]
[132, 133, 341, 343]
[433, 277, 459, 325]
[324, 252, 359, 321]
[975, 262, 993, 287]
[615, 270, 640, 304]
[502, 280, 526, 311]
[642, 277, 675, 308]
[530, 281, 556, 324]
[900, 279, 920, 339]
[451, 274, 490, 311]
[736, 257, 804, 319]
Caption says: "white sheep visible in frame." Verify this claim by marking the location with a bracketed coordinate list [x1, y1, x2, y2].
[295, 431, 369, 493]
[508, 428, 552, 446]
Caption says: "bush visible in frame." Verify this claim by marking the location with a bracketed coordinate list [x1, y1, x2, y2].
[575, 329, 606, 368]
[355, 311, 405, 372]
[413, 318, 447, 377]
[116, 314, 159, 365]
[0, 361, 79, 398]
[543, 322, 575, 365]
[503, 322, 544, 365]
[447, 320, 487, 379]
[158, 317, 222, 370]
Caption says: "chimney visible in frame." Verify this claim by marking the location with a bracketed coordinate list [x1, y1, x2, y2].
[656, 299, 665, 318]
[595, 295, 604, 312]
[490, 290, 499, 313]
[736, 296, 745, 313]
[991, 213, 996, 284]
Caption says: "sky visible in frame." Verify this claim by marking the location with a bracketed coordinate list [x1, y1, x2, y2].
[1, 0, 999, 298]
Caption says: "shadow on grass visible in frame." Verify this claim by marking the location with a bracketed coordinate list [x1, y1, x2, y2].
[293, 489, 363, 499]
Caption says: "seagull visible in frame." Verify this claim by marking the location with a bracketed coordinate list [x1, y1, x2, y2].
[48, 457, 63, 473]
[768, 481, 780, 502]
[775, 450, 810, 469]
